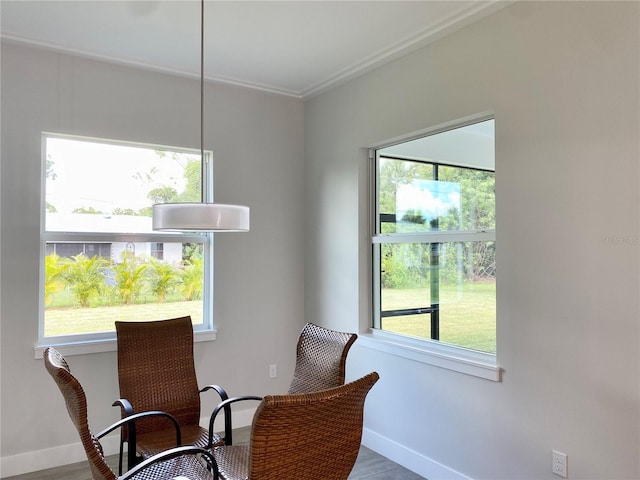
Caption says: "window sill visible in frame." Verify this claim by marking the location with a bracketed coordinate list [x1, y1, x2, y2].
[357, 330, 501, 381]
[34, 329, 217, 359]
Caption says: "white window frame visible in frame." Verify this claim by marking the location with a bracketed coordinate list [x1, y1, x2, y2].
[365, 114, 501, 381]
[36, 133, 216, 358]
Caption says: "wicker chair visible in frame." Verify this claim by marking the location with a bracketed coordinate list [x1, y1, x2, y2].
[288, 323, 357, 394]
[207, 372, 379, 480]
[113, 316, 230, 474]
[43, 347, 217, 480]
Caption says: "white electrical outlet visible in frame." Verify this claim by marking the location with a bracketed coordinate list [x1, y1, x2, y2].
[552, 450, 567, 478]
[269, 364, 277, 378]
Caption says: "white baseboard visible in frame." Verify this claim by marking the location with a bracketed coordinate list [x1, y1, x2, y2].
[361, 427, 472, 480]
[0, 406, 257, 479]
[0, 435, 121, 478]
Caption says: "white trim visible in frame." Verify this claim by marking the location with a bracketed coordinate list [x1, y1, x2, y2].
[0, 434, 120, 478]
[0, 34, 303, 99]
[34, 329, 217, 359]
[358, 330, 501, 382]
[373, 230, 495, 244]
[362, 427, 473, 480]
[0, 405, 257, 478]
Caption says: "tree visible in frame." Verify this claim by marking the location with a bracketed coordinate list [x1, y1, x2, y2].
[72, 206, 103, 214]
[138, 206, 152, 217]
[174, 160, 201, 202]
[147, 186, 178, 204]
[46, 154, 57, 180]
[112, 208, 138, 216]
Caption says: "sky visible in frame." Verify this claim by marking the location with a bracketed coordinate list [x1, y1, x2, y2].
[45, 136, 197, 215]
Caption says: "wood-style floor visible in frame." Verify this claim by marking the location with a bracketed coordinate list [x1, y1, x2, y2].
[4, 427, 426, 480]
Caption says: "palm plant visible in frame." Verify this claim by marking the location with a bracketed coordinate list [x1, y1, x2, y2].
[61, 253, 109, 307]
[113, 251, 147, 304]
[146, 257, 178, 303]
[181, 257, 203, 301]
[44, 253, 65, 306]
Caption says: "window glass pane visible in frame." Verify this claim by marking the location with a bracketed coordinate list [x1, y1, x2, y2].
[438, 241, 495, 352]
[378, 241, 496, 353]
[54, 243, 84, 257]
[42, 136, 209, 341]
[380, 242, 433, 305]
[382, 312, 432, 341]
[438, 166, 495, 231]
[377, 120, 495, 234]
[45, 137, 201, 232]
[373, 118, 496, 354]
[44, 240, 205, 337]
[377, 159, 494, 233]
[378, 159, 433, 233]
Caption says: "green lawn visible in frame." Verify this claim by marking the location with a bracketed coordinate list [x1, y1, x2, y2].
[381, 282, 496, 353]
[45, 300, 203, 337]
[46, 283, 495, 353]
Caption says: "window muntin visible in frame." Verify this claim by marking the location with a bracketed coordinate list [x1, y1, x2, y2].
[41, 134, 212, 344]
[373, 119, 496, 354]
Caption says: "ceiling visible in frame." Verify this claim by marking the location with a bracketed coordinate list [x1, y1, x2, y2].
[1, 0, 507, 99]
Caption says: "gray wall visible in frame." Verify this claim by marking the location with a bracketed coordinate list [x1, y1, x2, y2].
[2, 1, 640, 479]
[305, 1, 639, 479]
[0, 43, 305, 475]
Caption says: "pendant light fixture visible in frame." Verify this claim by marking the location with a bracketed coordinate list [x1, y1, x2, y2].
[152, 0, 249, 232]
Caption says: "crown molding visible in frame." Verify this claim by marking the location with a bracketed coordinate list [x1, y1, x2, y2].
[1, 1, 511, 101]
[301, 0, 512, 99]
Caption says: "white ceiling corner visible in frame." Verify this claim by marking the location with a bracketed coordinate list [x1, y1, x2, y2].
[0, 0, 510, 99]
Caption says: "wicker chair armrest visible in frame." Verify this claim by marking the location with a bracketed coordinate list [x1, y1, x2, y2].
[100, 409, 183, 473]
[207, 396, 262, 448]
[201, 384, 233, 444]
[95, 410, 183, 445]
[200, 384, 229, 401]
[113, 399, 162, 474]
[113, 398, 135, 416]
[120, 445, 218, 480]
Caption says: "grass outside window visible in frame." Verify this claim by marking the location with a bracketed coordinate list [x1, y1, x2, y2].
[381, 282, 495, 353]
[45, 300, 203, 337]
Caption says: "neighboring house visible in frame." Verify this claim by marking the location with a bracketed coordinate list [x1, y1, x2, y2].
[45, 213, 183, 264]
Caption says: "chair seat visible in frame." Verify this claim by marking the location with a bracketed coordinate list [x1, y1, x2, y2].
[137, 424, 223, 459]
[212, 445, 249, 480]
[126, 453, 214, 480]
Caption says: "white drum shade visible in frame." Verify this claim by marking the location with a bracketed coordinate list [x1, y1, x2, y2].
[152, 203, 250, 232]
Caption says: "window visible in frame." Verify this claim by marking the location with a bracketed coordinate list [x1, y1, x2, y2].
[41, 134, 213, 347]
[372, 119, 496, 354]
[151, 242, 164, 260]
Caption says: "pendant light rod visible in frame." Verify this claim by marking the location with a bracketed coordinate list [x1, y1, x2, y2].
[152, 0, 250, 232]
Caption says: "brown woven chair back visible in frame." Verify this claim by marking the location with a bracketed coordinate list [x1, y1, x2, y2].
[245, 372, 378, 479]
[116, 316, 201, 435]
[43, 347, 118, 480]
[288, 323, 357, 394]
